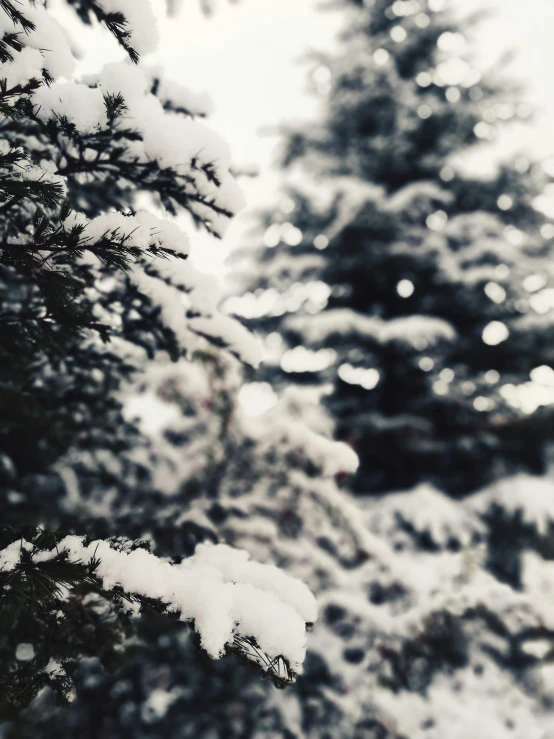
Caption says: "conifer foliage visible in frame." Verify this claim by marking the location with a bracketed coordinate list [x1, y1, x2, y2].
[3, 0, 554, 737]
[233, 0, 554, 497]
[12, 354, 554, 739]
[0, 0, 314, 712]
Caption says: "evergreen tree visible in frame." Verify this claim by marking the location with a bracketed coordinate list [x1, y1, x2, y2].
[0, 0, 314, 712]
[10, 356, 554, 738]
[4, 1, 554, 737]
[231, 0, 554, 496]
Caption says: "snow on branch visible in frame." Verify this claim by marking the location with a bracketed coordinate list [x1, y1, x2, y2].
[0, 5, 258, 367]
[469, 474, 554, 536]
[369, 484, 486, 549]
[30, 61, 245, 236]
[245, 386, 359, 476]
[66, 0, 159, 62]
[1, 536, 317, 685]
[286, 309, 456, 349]
[0, 5, 245, 238]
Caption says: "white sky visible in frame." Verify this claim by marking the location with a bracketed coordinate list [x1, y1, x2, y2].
[55, 0, 554, 274]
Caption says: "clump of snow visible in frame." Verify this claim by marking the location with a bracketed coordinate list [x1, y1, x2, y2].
[15, 536, 314, 674]
[285, 309, 383, 343]
[127, 256, 259, 367]
[286, 309, 456, 348]
[385, 180, 454, 214]
[21, 3, 75, 79]
[469, 474, 554, 535]
[369, 485, 485, 548]
[33, 83, 108, 133]
[188, 542, 318, 623]
[97, 61, 149, 101]
[63, 209, 260, 366]
[141, 688, 181, 724]
[135, 211, 190, 256]
[0, 46, 44, 90]
[147, 68, 214, 117]
[0, 2, 73, 84]
[5, 158, 68, 203]
[189, 314, 262, 369]
[96, 0, 159, 56]
[95, 61, 245, 233]
[381, 315, 457, 347]
[0, 539, 32, 570]
[45, 659, 65, 678]
[251, 410, 358, 477]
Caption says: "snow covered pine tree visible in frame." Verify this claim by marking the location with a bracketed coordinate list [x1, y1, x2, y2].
[13, 354, 554, 737]
[5, 354, 362, 737]
[0, 0, 316, 713]
[210, 0, 554, 735]
[231, 0, 554, 497]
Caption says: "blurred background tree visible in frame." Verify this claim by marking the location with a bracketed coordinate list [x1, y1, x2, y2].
[230, 0, 554, 497]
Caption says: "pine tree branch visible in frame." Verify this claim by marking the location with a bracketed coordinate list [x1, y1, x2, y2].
[0, 1, 35, 33]
[65, 0, 139, 62]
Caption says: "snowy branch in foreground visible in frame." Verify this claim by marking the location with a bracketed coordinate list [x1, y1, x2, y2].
[1, 537, 317, 685]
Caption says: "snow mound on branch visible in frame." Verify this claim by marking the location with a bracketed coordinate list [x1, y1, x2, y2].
[26, 536, 314, 674]
[286, 309, 456, 348]
[1, 0, 158, 85]
[152, 259, 261, 366]
[469, 474, 554, 536]
[15, 158, 67, 198]
[285, 309, 382, 343]
[141, 687, 181, 724]
[368, 485, 485, 548]
[186, 543, 318, 624]
[445, 211, 506, 245]
[147, 68, 214, 117]
[63, 212, 258, 366]
[96, 0, 160, 55]
[70, 210, 190, 257]
[31, 59, 245, 235]
[0, 539, 32, 570]
[98, 60, 245, 232]
[381, 315, 456, 346]
[385, 180, 453, 214]
[522, 551, 554, 629]
[94, 61, 150, 100]
[135, 211, 190, 255]
[250, 411, 358, 477]
[188, 315, 261, 369]
[33, 83, 108, 133]
[0, 2, 76, 80]
[0, 46, 43, 90]
[238, 383, 358, 476]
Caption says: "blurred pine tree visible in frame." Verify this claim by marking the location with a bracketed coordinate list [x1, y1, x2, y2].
[230, 0, 554, 496]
